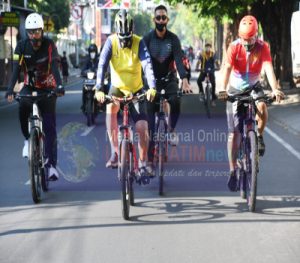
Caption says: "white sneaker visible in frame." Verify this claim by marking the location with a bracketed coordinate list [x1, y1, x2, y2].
[22, 140, 28, 158]
[168, 132, 179, 146]
[48, 165, 59, 181]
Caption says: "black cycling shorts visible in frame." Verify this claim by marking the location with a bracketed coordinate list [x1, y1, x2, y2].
[108, 86, 147, 123]
[226, 83, 264, 133]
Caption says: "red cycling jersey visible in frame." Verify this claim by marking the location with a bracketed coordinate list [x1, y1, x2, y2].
[226, 38, 272, 90]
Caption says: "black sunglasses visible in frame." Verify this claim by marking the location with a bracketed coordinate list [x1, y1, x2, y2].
[155, 15, 167, 21]
[27, 28, 42, 35]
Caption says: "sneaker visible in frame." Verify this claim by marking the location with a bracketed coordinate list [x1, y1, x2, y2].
[168, 132, 179, 146]
[48, 165, 59, 181]
[106, 152, 118, 168]
[199, 92, 204, 102]
[227, 170, 238, 192]
[258, 135, 265, 156]
[22, 140, 28, 158]
[211, 100, 216, 107]
[138, 160, 151, 185]
[146, 161, 155, 178]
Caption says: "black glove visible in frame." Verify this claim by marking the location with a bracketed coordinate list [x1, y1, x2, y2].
[5, 89, 14, 98]
[55, 85, 65, 96]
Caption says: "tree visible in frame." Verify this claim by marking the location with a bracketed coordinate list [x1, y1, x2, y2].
[132, 12, 152, 36]
[166, 0, 297, 87]
[13, 0, 70, 32]
[168, 4, 214, 49]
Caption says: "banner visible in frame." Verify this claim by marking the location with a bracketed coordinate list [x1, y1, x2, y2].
[97, 0, 130, 9]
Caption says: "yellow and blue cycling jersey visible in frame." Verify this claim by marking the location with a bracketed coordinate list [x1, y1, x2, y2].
[96, 34, 156, 94]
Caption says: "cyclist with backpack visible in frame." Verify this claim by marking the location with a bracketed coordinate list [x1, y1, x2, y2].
[6, 13, 64, 181]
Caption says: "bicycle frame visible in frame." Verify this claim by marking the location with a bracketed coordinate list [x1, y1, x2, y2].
[229, 92, 273, 211]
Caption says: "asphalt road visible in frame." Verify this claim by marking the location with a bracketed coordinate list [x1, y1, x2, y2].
[0, 78, 299, 263]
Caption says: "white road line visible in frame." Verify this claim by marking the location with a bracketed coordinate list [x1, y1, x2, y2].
[65, 90, 82, 94]
[265, 127, 300, 160]
[25, 180, 30, 185]
[0, 102, 17, 109]
[80, 126, 95, 136]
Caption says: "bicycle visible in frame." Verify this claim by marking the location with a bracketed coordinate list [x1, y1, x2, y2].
[202, 71, 213, 119]
[105, 92, 148, 220]
[153, 89, 182, 196]
[15, 90, 57, 203]
[227, 91, 274, 212]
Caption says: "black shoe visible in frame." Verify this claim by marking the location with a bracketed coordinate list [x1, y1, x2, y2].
[258, 135, 265, 156]
[106, 153, 118, 168]
[227, 170, 238, 192]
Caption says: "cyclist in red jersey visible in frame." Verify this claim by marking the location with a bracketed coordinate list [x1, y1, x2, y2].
[219, 15, 284, 191]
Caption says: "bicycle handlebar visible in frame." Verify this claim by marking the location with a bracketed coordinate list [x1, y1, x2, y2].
[227, 94, 275, 104]
[104, 93, 146, 104]
[15, 90, 57, 102]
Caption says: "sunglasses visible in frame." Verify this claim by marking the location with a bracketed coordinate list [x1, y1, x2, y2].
[27, 28, 42, 35]
[118, 32, 132, 39]
[155, 15, 167, 21]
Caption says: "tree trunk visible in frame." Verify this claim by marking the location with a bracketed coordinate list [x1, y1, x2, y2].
[251, 0, 296, 88]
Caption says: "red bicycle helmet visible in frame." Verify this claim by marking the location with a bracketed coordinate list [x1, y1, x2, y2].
[238, 15, 258, 39]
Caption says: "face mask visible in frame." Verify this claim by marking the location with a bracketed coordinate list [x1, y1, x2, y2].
[119, 38, 132, 49]
[30, 38, 42, 49]
[155, 23, 166, 32]
[90, 52, 96, 59]
[241, 37, 256, 52]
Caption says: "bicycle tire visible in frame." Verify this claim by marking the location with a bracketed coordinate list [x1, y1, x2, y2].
[41, 167, 49, 192]
[119, 139, 130, 220]
[129, 144, 135, 206]
[29, 128, 42, 203]
[158, 119, 166, 196]
[247, 131, 258, 212]
[205, 84, 211, 119]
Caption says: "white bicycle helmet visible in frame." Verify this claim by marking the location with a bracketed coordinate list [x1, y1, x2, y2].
[25, 13, 44, 30]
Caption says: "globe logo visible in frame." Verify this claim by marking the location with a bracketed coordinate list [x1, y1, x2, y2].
[57, 122, 100, 183]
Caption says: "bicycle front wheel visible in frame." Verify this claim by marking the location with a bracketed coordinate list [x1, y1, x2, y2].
[119, 139, 131, 220]
[158, 120, 166, 196]
[29, 128, 42, 203]
[204, 85, 211, 118]
[247, 131, 258, 212]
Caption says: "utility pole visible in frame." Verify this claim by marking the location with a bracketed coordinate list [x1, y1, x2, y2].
[24, 0, 27, 8]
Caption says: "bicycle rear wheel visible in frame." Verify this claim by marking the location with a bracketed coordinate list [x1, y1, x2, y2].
[29, 128, 42, 203]
[158, 120, 166, 196]
[246, 131, 258, 212]
[119, 139, 131, 220]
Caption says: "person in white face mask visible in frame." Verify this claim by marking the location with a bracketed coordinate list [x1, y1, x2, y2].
[80, 44, 99, 112]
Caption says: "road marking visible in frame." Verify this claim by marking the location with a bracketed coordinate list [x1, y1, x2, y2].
[265, 127, 300, 160]
[80, 126, 95, 136]
[0, 102, 17, 109]
[25, 180, 30, 185]
[65, 90, 82, 94]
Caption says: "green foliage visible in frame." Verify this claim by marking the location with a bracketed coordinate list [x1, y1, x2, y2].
[132, 12, 153, 36]
[12, 0, 70, 32]
[168, 4, 214, 47]
[167, 0, 255, 20]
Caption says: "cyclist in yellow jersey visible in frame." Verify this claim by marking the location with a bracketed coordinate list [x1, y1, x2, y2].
[95, 10, 156, 175]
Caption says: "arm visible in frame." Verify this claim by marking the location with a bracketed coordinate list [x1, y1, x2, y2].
[96, 38, 112, 91]
[172, 35, 187, 79]
[138, 40, 156, 89]
[6, 43, 22, 102]
[51, 44, 62, 87]
[263, 61, 284, 102]
[221, 62, 232, 91]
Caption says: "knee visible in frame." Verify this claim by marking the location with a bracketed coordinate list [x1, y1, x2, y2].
[106, 104, 119, 114]
[136, 120, 148, 137]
